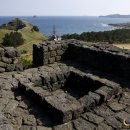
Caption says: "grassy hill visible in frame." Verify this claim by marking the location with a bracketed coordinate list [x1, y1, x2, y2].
[0, 18, 47, 53]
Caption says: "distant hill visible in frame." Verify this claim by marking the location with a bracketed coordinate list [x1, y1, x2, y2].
[99, 14, 130, 18]
[0, 18, 47, 53]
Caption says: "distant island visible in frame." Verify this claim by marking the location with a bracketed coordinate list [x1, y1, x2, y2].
[99, 14, 130, 18]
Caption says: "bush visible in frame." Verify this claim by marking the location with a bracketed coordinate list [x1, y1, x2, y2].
[21, 55, 32, 69]
[31, 26, 39, 32]
[2, 32, 24, 47]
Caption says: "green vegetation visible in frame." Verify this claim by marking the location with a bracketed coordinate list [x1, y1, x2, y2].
[0, 18, 47, 52]
[62, 29, 130, 44]
[31, 25, 39, 32]
[0, 18, 26, 31]
[2, 32, 24, 47]
[21, 55, 32, 69]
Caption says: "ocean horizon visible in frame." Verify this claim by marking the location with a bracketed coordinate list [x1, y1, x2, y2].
[0, 16, 130, 36]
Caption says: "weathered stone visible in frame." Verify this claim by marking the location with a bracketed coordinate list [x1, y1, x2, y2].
[12, 57, 19, 64]
[4, 47, 17, 58]
[125, 106, 130, 114]
[0, 61, 7, 68]
[23, 115, 36, 126]
[45, 92, 83, 123]
[31, 86, 51, 98]
[115, 111, 130, 122]
[94, 104, 114, 118]
[6, 64, 15, 72]
[50, 51, 56, 57]
[42, 75, 51, 85]
[0, 48, 4, 56]
[73, 117, 95, 130]
[43, 46, 48, 52]
[79, 95, 95, 112]
[0, 67, 5, 72]
[95, 86, 114, 101]
[49, 57, 55, 64]
[19, 99, 33, 109]
[119, 92, 130, 106]
[31, 75, 42, 85]
[48, 45, 57, 51]
[50, 74, 57, 83]
[55, 56, 61, 61]
[88, 91, 101, 105]
[44, 52, 50, 59]
[82, 112, 104, 125]
[43, 59, 48, 65]
[56, 73, 64, 81]
[37, 126, 52, 130]
[57, 50, 64, 55]
[14, 63, 23, 71]
[2, 57, 12, 64]
[108, 102, 126, 112]
[105, 116, 122, 129]
[0, 98, 10, 111]
[3, 100, 18, 114]
[53, 122, 73, 130]
[0, 124, 14, 130]
[96, 123, 113, 130]
[19, 125, 36, 130]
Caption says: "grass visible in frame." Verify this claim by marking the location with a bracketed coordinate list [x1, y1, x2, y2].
[18, 27, 47, 54]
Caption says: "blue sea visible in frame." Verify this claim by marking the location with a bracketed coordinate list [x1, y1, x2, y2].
[0, 16, 130, 36]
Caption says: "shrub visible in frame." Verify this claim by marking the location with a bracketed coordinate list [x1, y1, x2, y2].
[31, 25, 39, 32]
[21, 55, 32, 69]
[2, 32, 24, 47]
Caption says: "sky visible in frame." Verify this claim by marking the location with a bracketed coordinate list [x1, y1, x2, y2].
[0, 0, 130, 16]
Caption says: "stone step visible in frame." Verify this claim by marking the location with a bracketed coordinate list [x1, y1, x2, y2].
[0, 112, 13, 130]
[44, 90, 83, 123]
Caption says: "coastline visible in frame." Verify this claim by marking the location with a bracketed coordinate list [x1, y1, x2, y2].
[109, 23, 130, 29]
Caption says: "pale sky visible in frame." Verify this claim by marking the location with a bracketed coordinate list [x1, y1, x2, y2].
[0, 0, 130, 16]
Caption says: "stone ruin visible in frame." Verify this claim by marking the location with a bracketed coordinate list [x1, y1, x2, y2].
[0, 47, 23, 73]
[0, 40, 130, 130]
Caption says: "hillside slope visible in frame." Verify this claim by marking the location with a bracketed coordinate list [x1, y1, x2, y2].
[0, 18, 47, 53]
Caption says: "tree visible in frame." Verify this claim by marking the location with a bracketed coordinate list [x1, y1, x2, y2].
[31, 25, 39, 32]
[2, 32, 24, 47]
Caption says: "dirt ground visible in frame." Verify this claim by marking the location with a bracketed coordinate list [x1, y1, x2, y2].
[113, 43, 130, 50]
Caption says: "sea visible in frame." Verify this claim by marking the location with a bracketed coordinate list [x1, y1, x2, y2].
[0, 16, 130, 36]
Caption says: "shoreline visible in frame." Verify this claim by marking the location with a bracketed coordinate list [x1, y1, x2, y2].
[109, 23, 130, 29]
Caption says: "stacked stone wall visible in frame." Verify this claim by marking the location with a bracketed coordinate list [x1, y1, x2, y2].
[67, 43, 130, 79]
[33, 41, 68, 67]
[0, 47, 23, 72]
[33, 40, 130, 79]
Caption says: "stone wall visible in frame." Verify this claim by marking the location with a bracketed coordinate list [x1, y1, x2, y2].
[0, 47, 23, 72]
[33, 40, 130, 79]
[33, 41, 68, 67]
[67, 42, 130, 79]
